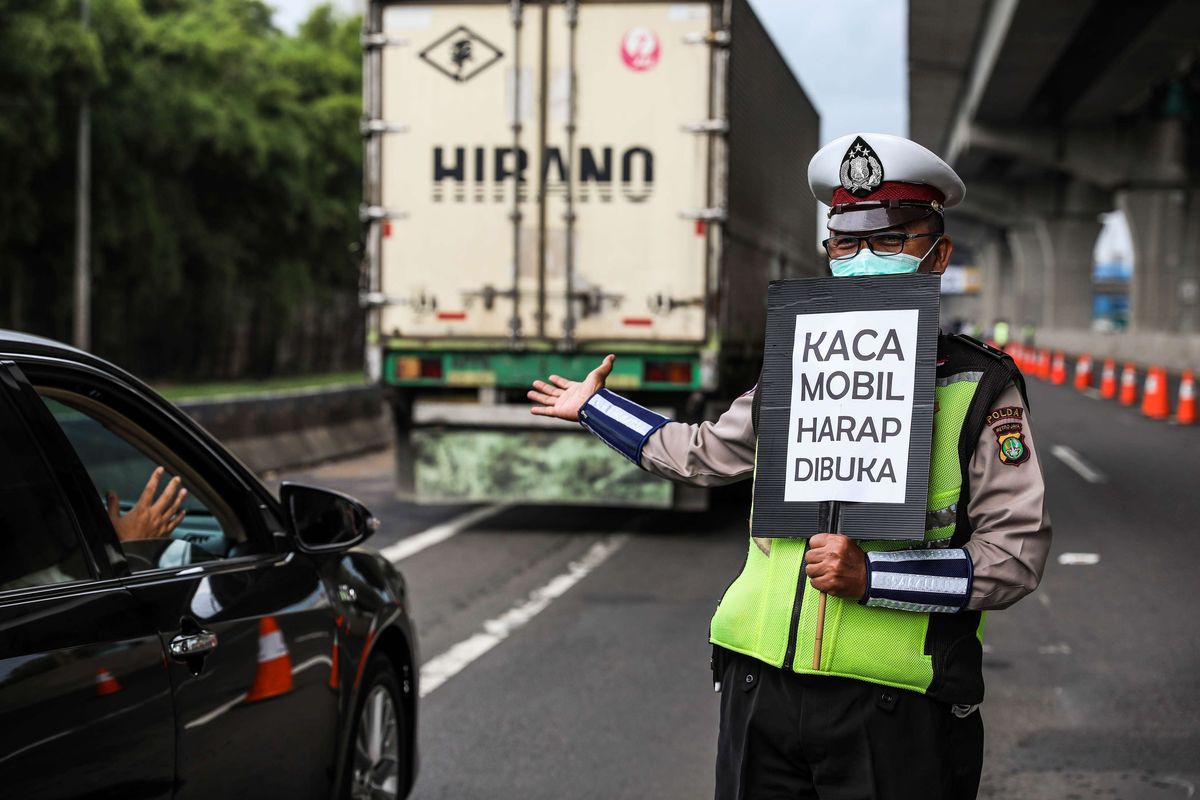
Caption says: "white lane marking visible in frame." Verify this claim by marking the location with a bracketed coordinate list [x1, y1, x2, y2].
[185, 692, 247, 729]
[291, 654, 332, 675]
[418, 534, 630, 698]
[1159, 776, 1195, 797]
[380, 504, 511, 563]
[1037, 592, 1051, 608]
[1038, 642, 1071, 655]
[1050, 444, 1106, 484]
[1058, 552, 1101, 566]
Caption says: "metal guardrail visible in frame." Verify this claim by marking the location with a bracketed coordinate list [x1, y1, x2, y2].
[177, 385, 391, 474]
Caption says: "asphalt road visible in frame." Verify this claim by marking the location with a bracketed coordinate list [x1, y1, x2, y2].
[282, 379, 1200, 800]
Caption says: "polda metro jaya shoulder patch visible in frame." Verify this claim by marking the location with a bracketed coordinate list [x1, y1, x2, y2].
[986, 406, 1023, 427]
[994, 421, 1030, 466]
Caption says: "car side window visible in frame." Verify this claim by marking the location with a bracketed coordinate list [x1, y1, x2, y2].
[37, 391, 258, 573]
[0, 389, 92, 591]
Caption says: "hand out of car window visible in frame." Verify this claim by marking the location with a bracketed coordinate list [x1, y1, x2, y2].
[106, 466, 188, 542]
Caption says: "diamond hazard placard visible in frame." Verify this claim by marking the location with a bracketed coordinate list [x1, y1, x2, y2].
[420, 25, 504, 83]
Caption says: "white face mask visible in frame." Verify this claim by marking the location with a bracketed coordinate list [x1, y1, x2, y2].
[830, 235, 943, 278]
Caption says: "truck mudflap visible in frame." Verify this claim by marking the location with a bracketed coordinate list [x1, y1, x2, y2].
[408, 401, 674, 507]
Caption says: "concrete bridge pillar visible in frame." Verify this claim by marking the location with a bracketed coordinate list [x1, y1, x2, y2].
[1006, 225, 1046, 329]
[975, 235, 1010, 331]
[1117, 188, 1200, 333]
[1036, 216, 1104, 331]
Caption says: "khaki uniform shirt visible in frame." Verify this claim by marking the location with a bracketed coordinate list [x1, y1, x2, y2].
[639, 383, 1051, 611]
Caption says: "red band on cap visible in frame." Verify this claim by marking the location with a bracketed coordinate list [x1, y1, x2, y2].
[831, 181, 945, 207]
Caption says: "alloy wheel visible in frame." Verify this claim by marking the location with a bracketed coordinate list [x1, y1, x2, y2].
[351, 684, 400, 799]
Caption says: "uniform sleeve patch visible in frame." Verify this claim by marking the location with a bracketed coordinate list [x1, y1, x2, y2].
[994, 422, 1030, 466]
[985, 406, 1024, 427]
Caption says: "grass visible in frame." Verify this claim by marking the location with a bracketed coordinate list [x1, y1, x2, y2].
[154, 370, 367, 401]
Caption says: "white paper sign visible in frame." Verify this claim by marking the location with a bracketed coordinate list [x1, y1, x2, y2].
[784, 309, 919, 504]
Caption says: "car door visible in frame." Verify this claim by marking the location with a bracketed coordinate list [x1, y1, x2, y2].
[0, 361, 175, 800]
[19, 358, 343, 800]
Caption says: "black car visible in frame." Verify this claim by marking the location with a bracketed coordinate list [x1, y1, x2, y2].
[0, 330, 418, 799]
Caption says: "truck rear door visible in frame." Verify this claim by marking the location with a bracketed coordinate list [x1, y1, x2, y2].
[379, 1, 713, 347]
[380, 3, 534, 341]
[541, 1, 713, 345]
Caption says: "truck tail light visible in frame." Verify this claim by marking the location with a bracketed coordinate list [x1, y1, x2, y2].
[420, 358, 443, 379]
[644, 360, 693, 385]
[395, 356, 443, 380]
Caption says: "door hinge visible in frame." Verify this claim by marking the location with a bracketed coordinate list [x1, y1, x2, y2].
[682, 30, 730, 46]
[681, 119, 729, 135]
[361, 33, 409, 50]
[360, 119, 409, 136]
[360, 205, 407, 223]
[678, 208, 727, 223]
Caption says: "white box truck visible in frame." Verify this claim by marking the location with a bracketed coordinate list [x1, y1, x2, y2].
[361, 0, 820, 507]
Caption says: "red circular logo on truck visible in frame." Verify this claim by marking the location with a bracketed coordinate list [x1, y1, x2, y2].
[620, 28, 661, 72]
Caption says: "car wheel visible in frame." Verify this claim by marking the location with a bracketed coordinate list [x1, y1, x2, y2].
[346, 655, 406, 800]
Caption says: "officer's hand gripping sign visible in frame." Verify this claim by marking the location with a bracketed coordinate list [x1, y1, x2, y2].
[751, 274, 941, 540]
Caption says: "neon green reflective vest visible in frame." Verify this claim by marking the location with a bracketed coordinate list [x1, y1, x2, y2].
[712, 335, 1018, 703]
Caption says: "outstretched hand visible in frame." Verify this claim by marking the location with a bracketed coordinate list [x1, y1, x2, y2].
[107, 466, 189, 542]
[527, 354, 616, 422]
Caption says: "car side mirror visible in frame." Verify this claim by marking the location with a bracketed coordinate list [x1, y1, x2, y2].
[280, 482, 379, 554]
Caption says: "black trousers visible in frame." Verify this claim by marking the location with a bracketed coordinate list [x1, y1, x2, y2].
[714, 649, 983, 800]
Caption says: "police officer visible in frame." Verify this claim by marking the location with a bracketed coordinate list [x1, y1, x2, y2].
[528, 132, 1051, 799]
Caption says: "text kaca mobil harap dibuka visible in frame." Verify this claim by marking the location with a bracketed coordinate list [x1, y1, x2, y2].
[794, 327, 908, 484]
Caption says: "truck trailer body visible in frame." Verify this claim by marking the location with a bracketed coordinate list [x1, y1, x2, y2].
[362, 0, 820, 507]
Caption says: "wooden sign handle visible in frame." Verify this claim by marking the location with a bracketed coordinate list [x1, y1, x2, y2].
[812, 591, 827, 670]
[811, 501, 842, 671]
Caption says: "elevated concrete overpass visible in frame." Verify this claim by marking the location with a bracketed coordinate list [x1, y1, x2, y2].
[910, 0, 1200, 368]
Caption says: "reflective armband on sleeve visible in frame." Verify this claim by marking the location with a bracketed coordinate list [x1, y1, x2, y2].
[578, 389, 670, 466]
[860, 548, 973, 613]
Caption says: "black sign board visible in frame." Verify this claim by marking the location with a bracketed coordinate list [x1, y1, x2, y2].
[750, 274, 941, 540]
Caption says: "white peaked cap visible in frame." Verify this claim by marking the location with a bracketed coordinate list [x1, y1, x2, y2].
[807, 132, 966, 209]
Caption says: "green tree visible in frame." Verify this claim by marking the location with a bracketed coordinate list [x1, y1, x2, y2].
[0, 0, 364, 379]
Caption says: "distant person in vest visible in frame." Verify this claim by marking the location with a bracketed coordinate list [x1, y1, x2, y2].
[527, 132, 1051, 799]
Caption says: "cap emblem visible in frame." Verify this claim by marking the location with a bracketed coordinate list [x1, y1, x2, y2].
[839, 136, 884, 198]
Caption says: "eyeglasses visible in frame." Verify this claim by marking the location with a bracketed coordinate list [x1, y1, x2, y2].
[822, 232, 941, 261]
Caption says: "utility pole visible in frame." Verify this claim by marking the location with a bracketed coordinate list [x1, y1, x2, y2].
[73, 0, 92, 350]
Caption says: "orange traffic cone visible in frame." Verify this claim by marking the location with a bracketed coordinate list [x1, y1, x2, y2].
[329, 615, 344, 691]
[1141, 366, 1170, 420]
[1177, 371, 1196, 425]
[1050, 352, 1067, 385]
[1099, 358, 1117, 399]
[245, 616, 294, 702]
[1012, 344, 1025, 371]
[1038, 349, 1052, 380]
[1119, 363, 1138, 406]
[1073, 353, 1092, 391]
[95, 667, 122, 696]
